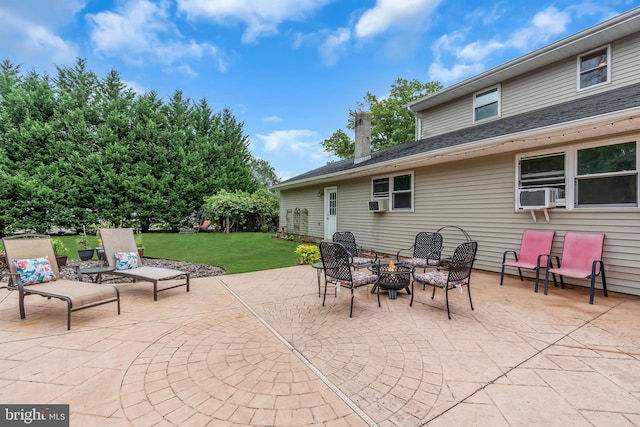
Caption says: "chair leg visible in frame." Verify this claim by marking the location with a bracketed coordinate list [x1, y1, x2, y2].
[18, 290, 26, 320]
[349, 288, 355, 317]
[445, 286, 451, 319]
[589, 261, 608, 304]
[467, 283, 474, 311]
[410, 281, 415, 306]
[543, 256, 560, 294]
[322, 280, 328, 306]
[517, 267, 523, 281]
[431, 286, 436, 300]
[499, 264, 506, 286]
[377, 283, 382, 308]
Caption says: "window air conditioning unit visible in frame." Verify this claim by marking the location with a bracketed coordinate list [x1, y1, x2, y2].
[368, 199, 388, 212]
[518, 188, 558, 209]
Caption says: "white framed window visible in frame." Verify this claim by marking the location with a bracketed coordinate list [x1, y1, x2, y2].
[577, 45, 610, 90]
[516, 138, 638, 209]
[473, 85, 500, 122]
[518, 152, 567, 206]
[371, 172, 413, 211]
[575, 141, 637, 207]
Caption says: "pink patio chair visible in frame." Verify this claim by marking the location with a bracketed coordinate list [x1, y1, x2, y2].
[193, 219, 211, 232]
[500, 230, 555, 290]
[544, 232, 607, 304]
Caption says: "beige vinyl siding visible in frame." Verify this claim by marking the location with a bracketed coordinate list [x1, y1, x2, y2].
[611, 34, 640, 86]
[418, 98, 472, 139]
[279, 187, 324, 239]
[295, 150, 640, 297]
[418, 34, 640, 139]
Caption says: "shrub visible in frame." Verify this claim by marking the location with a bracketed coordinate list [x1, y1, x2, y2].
[294, 244, 320, 265]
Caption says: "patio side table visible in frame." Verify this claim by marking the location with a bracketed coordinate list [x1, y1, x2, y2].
[77, 266, 115, 283]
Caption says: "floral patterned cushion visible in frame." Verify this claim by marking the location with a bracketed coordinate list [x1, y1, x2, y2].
[12, 256, 57, 286]
[403, 258, 440, 267]
[115, 251, 139, 270]
[414, 270, 468, 287]
[327, 271, 378, 287]
[351, 256, 374, 266]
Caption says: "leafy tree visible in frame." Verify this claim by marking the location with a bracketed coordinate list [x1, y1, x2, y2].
[250, 158, 280, 188]
[0, 57, 278, 234]
[205, 189, 278, 233]
[322, 77, 443, 158]
[320, 129, 353, 160]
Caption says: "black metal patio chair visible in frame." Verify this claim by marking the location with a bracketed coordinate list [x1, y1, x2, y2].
[332, 231, 377, 270]
[412, 241, 478, 319]
[319, 241, 378, 317]
[396, 231, 443, 278]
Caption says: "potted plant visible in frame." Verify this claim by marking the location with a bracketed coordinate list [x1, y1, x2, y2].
[51, 238, 69, 267]
[76, 233, 95, 261]
[135, 230, 144, 258]
[95, 229, 106, 261]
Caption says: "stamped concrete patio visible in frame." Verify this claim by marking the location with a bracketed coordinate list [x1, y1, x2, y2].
[0, 265, 639, 426]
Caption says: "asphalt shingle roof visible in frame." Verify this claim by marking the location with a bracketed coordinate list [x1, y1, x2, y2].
[280, 82, 640, 186]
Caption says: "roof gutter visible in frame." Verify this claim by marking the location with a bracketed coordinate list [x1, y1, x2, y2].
[273, 107, 640, 191]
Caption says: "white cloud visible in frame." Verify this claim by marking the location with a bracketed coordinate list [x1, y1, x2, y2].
[263, 115, 282, 123]
[0, 0, 87, 27]
[88, 0, 225, 70]
[176, 0, 332, 43]
[355, 0, 441, 39]
[453, 6, 571, 65]
[457, 39, 506, 63]
[176, 63, 198, 77]
[255, 129, 320, 152]
[319, 27, 351, 66]
[123, 79, 146, 95]
[0, 7, 79, 70]
[429, 5, 574, 84]
[428, 62, 484, 85]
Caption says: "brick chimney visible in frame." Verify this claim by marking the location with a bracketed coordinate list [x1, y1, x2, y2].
[354, 112, 371, 164]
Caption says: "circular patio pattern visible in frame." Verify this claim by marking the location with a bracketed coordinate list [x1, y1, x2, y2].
[120, 309, 362, 426]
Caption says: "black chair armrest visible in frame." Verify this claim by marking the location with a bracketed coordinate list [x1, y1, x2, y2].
[396, 246, 414, 262]
[536, 253, 550, 268]
[502, 250, 518, 264]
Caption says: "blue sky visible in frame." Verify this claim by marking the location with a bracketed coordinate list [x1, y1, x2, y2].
[1, 1, 638, 181]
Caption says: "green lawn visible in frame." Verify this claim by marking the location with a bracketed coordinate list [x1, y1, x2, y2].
[56, 232, 304, 274]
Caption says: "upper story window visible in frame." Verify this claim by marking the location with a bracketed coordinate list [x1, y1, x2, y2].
[473, 85, 500, 122]
[578, 45, 610, 90]
[517, 139, 638, 209]
[372, 172, 413, 211]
